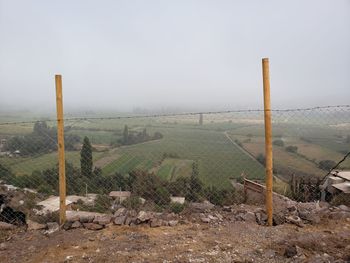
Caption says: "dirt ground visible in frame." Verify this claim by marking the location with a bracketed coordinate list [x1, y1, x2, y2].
[1, 218, 349, 263]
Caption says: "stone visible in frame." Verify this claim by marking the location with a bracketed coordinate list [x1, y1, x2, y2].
[137, 211, 152, 223]
[286, 216, 304, 228]
[93, 215, 112, 225]
[71, 221, 82, 229]
[79, 214, 95, 223]
[114, 207, 127, 217]
[243, 212, 256, 223]
[0, 222, 16, 230]
[201, 217, 210, 223]
[150, 218, 163, 228]
[114, 215, 127, 225]
[284, 245, 297, 258]
[62, 221, 73, 231]
[168, 220, 178, 227]
[273, 213, 285, 225]
[83, 223, 104, 230]
[0, 243, 7, 251]
[190, 201, 214, 212]
[45, 222, 60, 234]
[222, 206, 232, 212]
[125, 217, 136, 226]
[127, 209, 137, 217]
[338, 205, 350, 212]
[299, 212, 321, 225]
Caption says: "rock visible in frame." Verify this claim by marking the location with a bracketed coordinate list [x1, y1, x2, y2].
[62, 221, 73, 231]
[284, 245, 297, 258]
[263, 249, 276, 258]
[208, 215, 217, 221]
[93, 215, 112, 225]
[243, 212, 256, 223]
[45, 222, 60, 234]
[286, 216, 304, 228]
[125, 217, 136, 226]
[79, 214, 95, 223]
[150, 218, 163, 228]
[190, 201, 214, 212]
[0, 222, 16, 230]
[168, 220, 178, 227]
[0, 243, 7, 251]
[329, 211, 350, 220]
[299, 211, 321, 224]
[83, 223, 104, 230]
[273, 213, 285, 225]
[215, 213, 223, 221]
[127, 210, 137, 217]
[222, 206, 232, 212]
[201, 217, 210, 223]
[137, 211, 152, 223]
[71, 221, 82, 229]
[114, 207, 127, 217]
[114, 216, 127, 225]
[338, 205, 350, 212]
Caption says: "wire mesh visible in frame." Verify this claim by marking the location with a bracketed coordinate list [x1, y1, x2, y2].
[0, 105, 349, 223]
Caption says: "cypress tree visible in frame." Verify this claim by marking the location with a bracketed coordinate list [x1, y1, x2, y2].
[80, 136, 93, 178]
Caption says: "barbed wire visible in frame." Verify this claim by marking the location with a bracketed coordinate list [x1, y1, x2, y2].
[0, 104, 349, 126]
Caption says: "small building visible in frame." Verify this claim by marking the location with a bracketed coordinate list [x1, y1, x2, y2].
[109, 191, 131, 203]
[35, 196, 74, 215]
[35, 195, 97, 215]
[170, 196, 185, 204]
[321, 171, 350, 201]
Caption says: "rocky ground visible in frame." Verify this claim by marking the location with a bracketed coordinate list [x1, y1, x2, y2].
[1, 203, 350, 263]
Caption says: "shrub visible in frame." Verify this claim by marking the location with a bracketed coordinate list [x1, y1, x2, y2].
[169, 202, 185, 214]
[122, 196, 142, 210]
[273, 139, 284, 147]
[318, 160, 336, 171]
[256, 153, 265, 165]
[155, 187, 171, 206]
[204, 186, 236, 206]
[285, 145, 298, 153]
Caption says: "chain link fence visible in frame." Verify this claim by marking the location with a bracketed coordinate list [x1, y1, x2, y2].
[0, 105, 349, 224]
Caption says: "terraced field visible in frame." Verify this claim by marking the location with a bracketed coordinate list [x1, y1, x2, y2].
[96, 127, 265, 188]
[0, 151, 104, 176]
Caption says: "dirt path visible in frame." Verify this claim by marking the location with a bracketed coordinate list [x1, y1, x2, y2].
[224, 132, 263, 166]
[1, 219, 349, 262]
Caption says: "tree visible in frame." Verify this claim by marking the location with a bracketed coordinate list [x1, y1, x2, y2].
[285, 145, 298, 153]
[256, 153, 265, 165]
[319, 160, 336, 171]
[273, 139, 284, 147]
[80, 136, 93, 178]
[187, 162, 203, 202]
[199, 113, 203, 125]
[123, 125, 129, 144]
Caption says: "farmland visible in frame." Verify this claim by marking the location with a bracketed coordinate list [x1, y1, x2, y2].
[0, 110, 349, 191]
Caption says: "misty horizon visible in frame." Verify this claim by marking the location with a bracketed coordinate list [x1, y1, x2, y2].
[1, 0, 349, 114]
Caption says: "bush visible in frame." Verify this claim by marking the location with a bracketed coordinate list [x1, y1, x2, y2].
[122, 196, 142, 210]
[155, 187, 171, 206]
[285, 145, 298, 153]
[169, 202, 185, 214]
[273, 139, 284, 147]
[256, 153, 265, 165]
[318, 160, 336, 171]
[204, 186, 236, 206]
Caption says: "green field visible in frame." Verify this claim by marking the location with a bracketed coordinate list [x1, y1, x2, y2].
[1, 110, 349, 191]
[0, 151, 104, 176]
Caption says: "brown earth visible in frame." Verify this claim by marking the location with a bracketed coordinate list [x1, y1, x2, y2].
[1, 217, 349, 263]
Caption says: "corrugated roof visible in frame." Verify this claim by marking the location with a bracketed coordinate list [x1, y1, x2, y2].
[332, 182, 350, 194]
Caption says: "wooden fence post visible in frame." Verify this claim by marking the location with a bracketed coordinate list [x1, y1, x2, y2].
[262, 58, 273, 226]
[55, 75, 66, 225]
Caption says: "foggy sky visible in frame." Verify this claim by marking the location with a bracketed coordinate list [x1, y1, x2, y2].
[0, 0, 349, 113]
